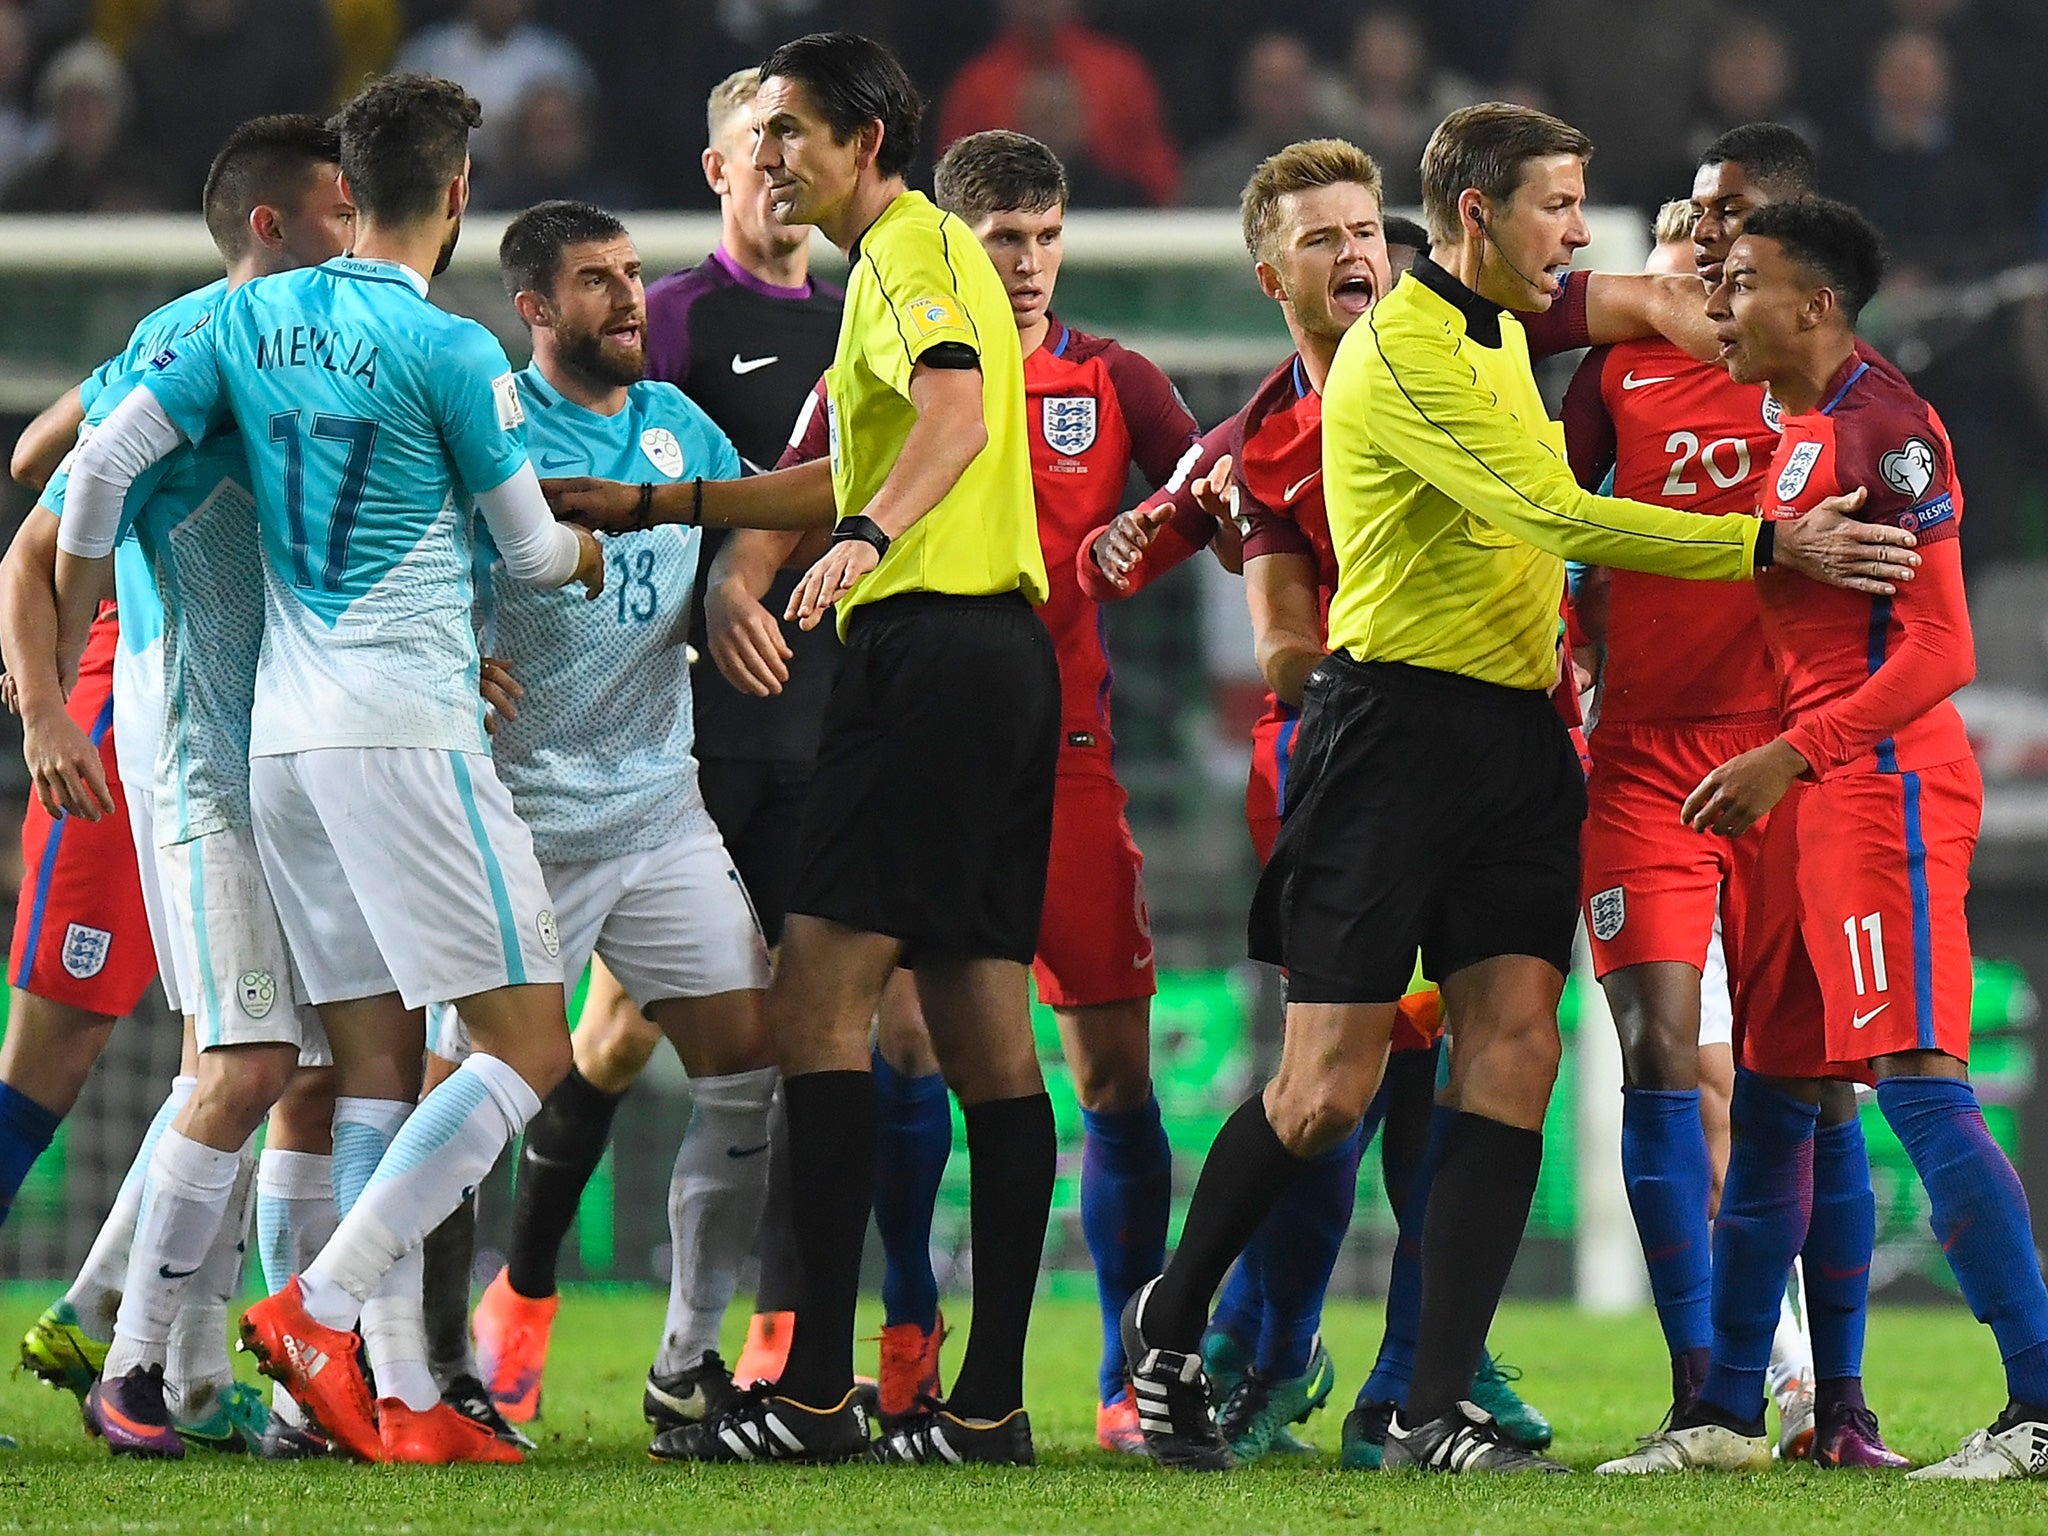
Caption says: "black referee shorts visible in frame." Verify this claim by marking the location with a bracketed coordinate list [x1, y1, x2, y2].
[697, 757, 814, 948]
[788, 591, 1059, 965]
[1248, 654, 1587, 1004]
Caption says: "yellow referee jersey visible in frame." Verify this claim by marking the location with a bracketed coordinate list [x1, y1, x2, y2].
[826, 191, 1046, 636]
[1323, 255, 1762, 691]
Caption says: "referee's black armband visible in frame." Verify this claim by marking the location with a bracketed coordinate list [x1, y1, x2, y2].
[915, 341, 981, 371]
[1753, 520, 1775, 571]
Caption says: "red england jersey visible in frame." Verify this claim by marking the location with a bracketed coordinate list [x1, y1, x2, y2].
[1562, 338, 1778, 724]
[1234, 356, 1332, 740]
[1757, 348, 1974, 779]
[1027, 319, 1199, 761]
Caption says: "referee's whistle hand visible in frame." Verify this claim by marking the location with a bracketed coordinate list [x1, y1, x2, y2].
[1773, 488, 1920, 596]
[786, 540, 878, 630]
[542, 476, 639, 533]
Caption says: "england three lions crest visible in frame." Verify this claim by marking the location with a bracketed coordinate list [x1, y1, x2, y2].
[1042, 395, 1097, 457]
[61, 923, 110, 979]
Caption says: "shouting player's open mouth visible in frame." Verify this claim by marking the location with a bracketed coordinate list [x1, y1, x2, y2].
[1330, 270, 1376, 320]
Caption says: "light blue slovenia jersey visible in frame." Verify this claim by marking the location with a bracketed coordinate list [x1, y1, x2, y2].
[144, 257, 527, 757]
[479, 366, 740, 864]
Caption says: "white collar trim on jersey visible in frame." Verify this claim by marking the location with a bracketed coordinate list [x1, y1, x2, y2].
[344, 256, 429, 296]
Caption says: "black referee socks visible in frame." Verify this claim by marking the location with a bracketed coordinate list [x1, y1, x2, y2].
[507, 1066, 624, 1300]
[1147, 1093, 1310, 1352]
[775, 1070, 878, 1408]
[1405, 1112, 1543, 1427]
[947, 1093, 1057, 1421]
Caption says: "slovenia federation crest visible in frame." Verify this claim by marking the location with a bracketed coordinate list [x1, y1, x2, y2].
[537, 908, 561, 958]
[640, 427, 684, 479]
[61, 923, 110, 979]
[1775, 439, 1823, 502]
[1588, 887, 1626, 943]
[238, 970, 277, 1019]
[1042, 395, 1098, 457]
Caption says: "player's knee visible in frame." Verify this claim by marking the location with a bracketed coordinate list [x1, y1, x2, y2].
[192, 1047, 299, 1140]
[571, 1008, 660, 1091]
[1264, 1068, 1372, 1159]
[1617, 1019, 1696, 1090]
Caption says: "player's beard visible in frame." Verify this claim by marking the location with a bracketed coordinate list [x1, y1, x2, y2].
[432, 219, 461, 277]
[562, 323, 646, 389]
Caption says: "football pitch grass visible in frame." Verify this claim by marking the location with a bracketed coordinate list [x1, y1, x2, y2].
[4, 1286, 2046, 1535]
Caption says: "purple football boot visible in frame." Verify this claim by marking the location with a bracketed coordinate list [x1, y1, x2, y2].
[1812, 1400, 1910, 1469]
[84, 1364, 186, 1459]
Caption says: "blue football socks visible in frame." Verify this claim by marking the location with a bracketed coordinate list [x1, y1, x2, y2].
[0, 1080, 61, 1226]
[871, 1049, 952, 1331]
[1080, 1096, 1172, 1402]
[1621, 1087, 1714, 1359]
[1802, 1114, 1875, 1384]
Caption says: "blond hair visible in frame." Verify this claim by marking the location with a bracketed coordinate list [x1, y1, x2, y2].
[707, 67, 761, 146]
[1240, 138, 1384, 265]
[1653, 198, 1695, 246]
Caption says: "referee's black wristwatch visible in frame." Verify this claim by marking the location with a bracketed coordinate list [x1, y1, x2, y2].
[832, 514, 891, 559]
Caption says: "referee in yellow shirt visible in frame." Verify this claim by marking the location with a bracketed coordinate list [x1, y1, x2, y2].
[547, 32, 1057, 1467]
[1122, 103, 1919, 1474]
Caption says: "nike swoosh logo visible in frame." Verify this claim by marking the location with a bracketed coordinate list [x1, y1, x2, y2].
[1621, 371, 1676, 390]
[1283, 470, 1321, 503]
[730, 354, 779, 375]
[726, 1142, 771, 1159]
[158, 1264, 199, 1280]
[1851, 1003, 1890, 1029]
[538, 453, 579, 470]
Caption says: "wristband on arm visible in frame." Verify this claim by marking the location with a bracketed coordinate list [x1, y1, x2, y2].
[832, 514, 891, 559]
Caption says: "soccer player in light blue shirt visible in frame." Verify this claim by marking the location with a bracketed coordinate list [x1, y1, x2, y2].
[53, 76, 601, 1465]
[446, 202, 776, 1441]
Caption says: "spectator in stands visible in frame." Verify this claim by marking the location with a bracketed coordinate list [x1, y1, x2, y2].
[1685, 14, 1822, 169]
[128, 0, 337, 206]
[1319, 8, 1479, 206]
[939, 0, 1179, 206]
[1506, 0, 1726, 208]
[1008, 64, 1150, 207]
[327, 0, 404, 101]
[1178, 32, 1332, 208]
[393, 0, 592, 169]
[0, 36, 163, 211]
[469, 77, 643, 210]
[1837, 26, 2008, 281]
[0, 1, 47, 197]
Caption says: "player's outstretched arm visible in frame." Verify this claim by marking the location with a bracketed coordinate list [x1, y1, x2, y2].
[476, 463, 602, 597]
[545, 457, 838, 535]
[9, 384, 84, 493]
[1580, 272, 1719, 361]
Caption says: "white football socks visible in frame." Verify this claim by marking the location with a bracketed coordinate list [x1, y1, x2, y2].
[256, 1148, 335, 1424]
[166, 1147, 256, 1415]
[101, 1127, 242, 1380]
[655, 1066, 777, 1374]
[64, 1075, 194, 1342]
[1767, 1260, 1816, 1399]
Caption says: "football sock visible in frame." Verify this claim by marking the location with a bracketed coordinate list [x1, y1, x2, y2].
[1208, 1253, 1264, 1356]
[0, 1080, 62, 1227]
[65, 1075, 194, 1341]
[299, 1056, 539, 1328]
[1621, 1087, 1714, 1358]
[1377, 1044, 1442, 1218]
[1403, 1113, 1541, 1427]
[421, 1194, 480, 1388]
[1698, 1071, 1817, 1426]
[1359, 1102, 1454, 1407]
[773, 1069, 875, 1407]
[1767, 1286, 1812, 1397]
[168, 1147, 256, 1413]
[103, 1128, 241, 1378]
[753, 1091, 803, 1313]
[872, 1048, 951, 1331]
[1080, 1095, 1172, 1403]
[505, 1066, 623, 1301]
[1146, 1093, 1307, 1353]
[655, 1066, 777, 1373]
[1878, 1075, 2048, 1404]
[946, 1092, 1057, 1421]
[320, 1097, 434, 1406]
[1254, 1095, 1377, 1382]
[257, 1147, 335, 1424]
[1803, 1117, 1874, 1383]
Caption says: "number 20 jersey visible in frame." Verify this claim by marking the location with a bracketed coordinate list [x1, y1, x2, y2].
[1562, 337, 1778, 724]
[145, 257, 529, 760]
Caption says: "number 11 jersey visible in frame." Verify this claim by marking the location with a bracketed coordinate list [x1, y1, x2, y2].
[145, 256, 529, 759]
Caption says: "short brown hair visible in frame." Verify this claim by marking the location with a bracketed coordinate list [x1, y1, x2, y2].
[934, 130, 1067, 223]
[1420, 102, 1593, 247]
[707, 67, 760, 146]
[1239, 138, 1383, 264]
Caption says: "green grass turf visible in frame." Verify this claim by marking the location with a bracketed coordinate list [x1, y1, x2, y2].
[3, 1286, 2045, 1534]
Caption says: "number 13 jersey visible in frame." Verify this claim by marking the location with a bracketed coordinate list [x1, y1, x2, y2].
[1562, 337, 1777, 725]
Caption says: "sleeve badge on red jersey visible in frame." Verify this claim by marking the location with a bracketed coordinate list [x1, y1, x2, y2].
[1042, 395, 1098, 456]
[1776, 440, 1822, 501]
[1879, 437, 1936, 501]
[1589, 886, 1626, 942]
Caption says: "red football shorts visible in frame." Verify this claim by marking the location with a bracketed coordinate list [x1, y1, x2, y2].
[1033, 768, 1156, 1009]
[9, 611, 156, 1016]
[1582, 720, 1776, 978]
[1736, 758, 1981, 1078]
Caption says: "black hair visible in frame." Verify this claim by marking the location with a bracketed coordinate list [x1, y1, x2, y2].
[333, 72, 482, 224]
[934, 130, 1067, 221]
[758, 31, 922, 179]
[499, 199, 629, 303]
[1740, 196, 1887, 322]
[202, 114, 340, 261]
[1698, 122, 1819, 198]
[1383, 214, 1429, 251]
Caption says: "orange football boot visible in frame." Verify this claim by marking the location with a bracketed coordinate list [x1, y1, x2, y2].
[876, 1310, 945, 1430]
[378, 1398, 524, 1464]
[1096, 1391, 1145, 1454]
[237, 1278, 381, 1462]
[471, 1267, 558, 1424]
[734, 1310, 795, 1388]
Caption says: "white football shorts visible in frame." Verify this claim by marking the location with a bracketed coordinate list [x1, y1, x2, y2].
[113, 637, 182, 1015]
[1699, 910, 1733, 1051]
[250, 747, 563, 1009]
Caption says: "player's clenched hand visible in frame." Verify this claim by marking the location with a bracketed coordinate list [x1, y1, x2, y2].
[707, 579, 791, 696]
[787, 540, 878, 630]
[569, 525, 605, 600]
[24, 703, 113, 822]
[0, 674, 18, 716]
[480, 655, 523, 733]
[1681, 737, 1809, 838]
[543, 476, 641, 534]
[1090, 503, 1174, 591]
[1772, 488, 1920, 595]
[1189, 452, 1236, 524]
